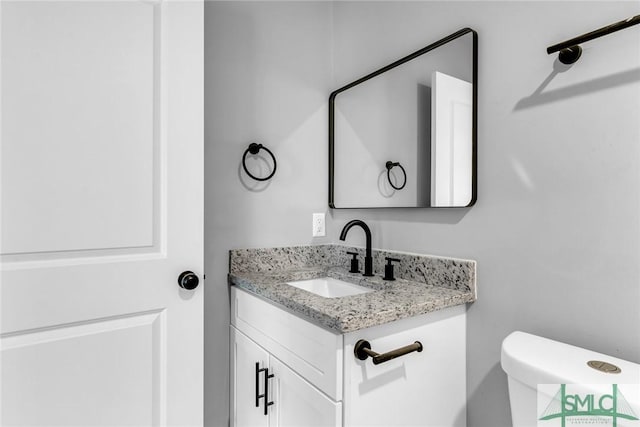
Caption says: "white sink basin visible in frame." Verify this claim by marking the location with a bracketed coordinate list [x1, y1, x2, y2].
[286, 277, 374, 298]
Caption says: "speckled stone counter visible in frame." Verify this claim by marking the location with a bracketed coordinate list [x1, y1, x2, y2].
[228, 244, 476, 333]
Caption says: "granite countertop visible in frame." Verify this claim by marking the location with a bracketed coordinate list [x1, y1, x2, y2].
[228, 244, 476, 333]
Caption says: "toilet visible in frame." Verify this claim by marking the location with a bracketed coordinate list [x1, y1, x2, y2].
[501, 331, 640, 427]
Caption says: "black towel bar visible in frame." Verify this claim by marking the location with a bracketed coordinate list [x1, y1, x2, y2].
[547, 14, 640, 64]
[354, 339, 423, 365]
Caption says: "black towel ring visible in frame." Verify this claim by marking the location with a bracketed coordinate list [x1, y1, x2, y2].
[385, 161, 406, 190]
[242, 143, 277, 181]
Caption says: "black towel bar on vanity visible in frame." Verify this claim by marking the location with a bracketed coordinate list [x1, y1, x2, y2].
[354, 339, 423, 365]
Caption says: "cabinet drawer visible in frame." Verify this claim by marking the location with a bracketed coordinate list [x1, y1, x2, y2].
[231, 287, 343, 401]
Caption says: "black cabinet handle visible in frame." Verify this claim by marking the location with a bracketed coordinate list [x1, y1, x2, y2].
[354, 339, 423, 365]
[255, 362, 264, 408]
[255, 362, 275, 416]
[263, 367, 274, 415]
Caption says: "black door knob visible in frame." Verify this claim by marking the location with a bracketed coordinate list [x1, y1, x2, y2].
[178, 271, 199, 290]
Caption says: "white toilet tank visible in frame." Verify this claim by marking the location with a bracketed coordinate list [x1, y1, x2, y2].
[501, 331, 640, 427]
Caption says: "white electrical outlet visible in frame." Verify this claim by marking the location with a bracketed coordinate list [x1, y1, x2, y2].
[312, 213, 325, 237]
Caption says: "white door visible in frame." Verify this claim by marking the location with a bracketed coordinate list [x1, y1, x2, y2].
[0, 1, 203, 425]
[430, 71, 473, 207]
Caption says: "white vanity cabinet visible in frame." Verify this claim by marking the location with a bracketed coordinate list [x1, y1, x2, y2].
[231, 286, 343, 427]
[230, 286, 466, 427]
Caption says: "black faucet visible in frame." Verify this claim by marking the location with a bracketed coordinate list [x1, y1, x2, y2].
[339, 220, 374, 277]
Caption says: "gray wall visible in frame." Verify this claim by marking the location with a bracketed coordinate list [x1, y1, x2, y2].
[204, 2, 332, 426]
[205, 2, 640, 426]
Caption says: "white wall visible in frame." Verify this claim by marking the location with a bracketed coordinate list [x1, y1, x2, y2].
[205, 2, 640, 426]
[204, 2, 332, 426]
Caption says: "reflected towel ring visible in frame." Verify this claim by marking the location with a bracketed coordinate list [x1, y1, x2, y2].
[385, 161, 406, 190]
[242, 143, 277, 181]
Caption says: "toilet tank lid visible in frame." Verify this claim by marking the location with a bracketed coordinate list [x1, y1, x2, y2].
[501, 331, 640, 388]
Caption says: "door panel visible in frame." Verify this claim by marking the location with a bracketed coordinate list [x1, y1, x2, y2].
[1, 0, 157, 256]
[2, 311, 164, 426]
[0, 1, 203, 425]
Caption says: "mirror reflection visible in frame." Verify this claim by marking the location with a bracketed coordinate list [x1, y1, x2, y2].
[329, 28, 477, 208]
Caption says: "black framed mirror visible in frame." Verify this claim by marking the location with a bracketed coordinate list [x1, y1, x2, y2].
[329, 28, 477, 209]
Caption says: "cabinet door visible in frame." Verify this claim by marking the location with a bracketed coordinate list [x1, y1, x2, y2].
[231, 327, 270, 427]
[269, 357, 342, 427]
[343, 305, 466, 427]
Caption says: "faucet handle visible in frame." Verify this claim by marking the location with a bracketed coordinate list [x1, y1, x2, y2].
[346, 251, 360, 273]
[383, 257, 401, 281]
